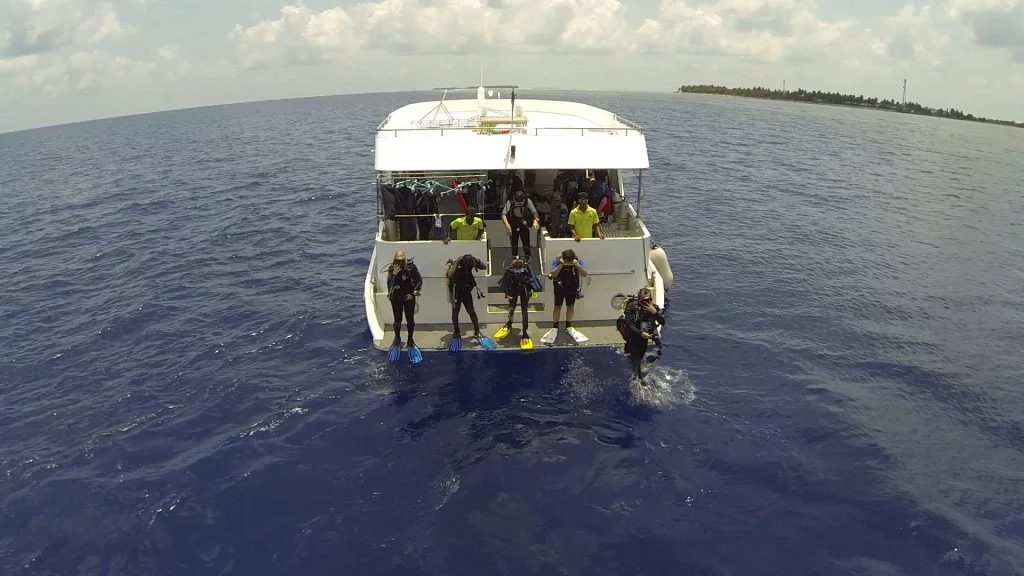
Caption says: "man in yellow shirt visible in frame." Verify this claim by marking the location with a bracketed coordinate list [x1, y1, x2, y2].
[446, 208, 485, 242]
[568, 194, 605, 242]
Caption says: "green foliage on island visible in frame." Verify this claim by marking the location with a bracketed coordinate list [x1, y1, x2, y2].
[676, 85, 1022, 128]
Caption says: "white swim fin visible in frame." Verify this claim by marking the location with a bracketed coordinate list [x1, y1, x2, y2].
[567, 327, 589, 343]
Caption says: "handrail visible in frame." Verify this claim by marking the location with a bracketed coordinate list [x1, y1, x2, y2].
[377, 125, 643, 136]
[531, 127, 643, 136]
[578, 270, 637, 276]
[382, 212, 483, 219]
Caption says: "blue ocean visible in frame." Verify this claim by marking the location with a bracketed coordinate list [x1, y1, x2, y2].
[1, 91, 1022, 575]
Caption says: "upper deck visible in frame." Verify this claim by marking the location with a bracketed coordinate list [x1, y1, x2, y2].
[375, 95, 650, 172]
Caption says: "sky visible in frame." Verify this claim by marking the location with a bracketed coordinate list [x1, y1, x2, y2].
[1, 0, 1023, 132]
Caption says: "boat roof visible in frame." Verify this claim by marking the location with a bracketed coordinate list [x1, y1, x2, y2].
[374, 97, 650, 172]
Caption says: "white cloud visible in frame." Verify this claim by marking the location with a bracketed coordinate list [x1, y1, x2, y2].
[8, 49, 152, 93]
[76, 2, 132, 44]
[228, 4, 362, 68]
[228, 0, 637, 67]
[1, 1, 145, 93]
[631, 0, 859, 63]
[942, 0, 1020, 19]
[877, 5, 951, 60]
[0, 54, 40, 76]
[156, 43, 192, 79]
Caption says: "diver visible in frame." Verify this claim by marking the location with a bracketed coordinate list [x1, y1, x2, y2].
[445, 253, 494, 352]
[386, 250, 423, 364]
[495, 255, 537, 350]
[501, 189, 539, 260]
[620, 287, 665, 382]
[542, 249, 589, 345]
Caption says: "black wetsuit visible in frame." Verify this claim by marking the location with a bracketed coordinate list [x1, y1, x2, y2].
[505, 199, 535, 259]
[623, 298, 665, 379]
[387, 262, 422, 344]
[449, 255, 487, 335]
[501, 267, 534, 336]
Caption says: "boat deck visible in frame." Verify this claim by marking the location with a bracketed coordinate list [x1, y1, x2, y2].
[380, 320, 624, 352]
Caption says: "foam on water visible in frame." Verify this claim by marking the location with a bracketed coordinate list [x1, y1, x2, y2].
[629, 366, 697, 408]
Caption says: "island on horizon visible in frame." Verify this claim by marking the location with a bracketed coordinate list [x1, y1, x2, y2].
[676, 84, 1022, 129]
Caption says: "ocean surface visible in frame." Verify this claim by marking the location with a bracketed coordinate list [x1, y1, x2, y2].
[1, 90, 1022, 575]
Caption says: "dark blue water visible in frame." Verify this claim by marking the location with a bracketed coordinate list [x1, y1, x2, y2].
[2, 91, 1022, 575]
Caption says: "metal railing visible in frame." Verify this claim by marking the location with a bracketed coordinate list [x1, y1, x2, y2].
[377, 125, 644, 137]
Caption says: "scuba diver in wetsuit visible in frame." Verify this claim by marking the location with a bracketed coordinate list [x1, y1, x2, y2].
[621, 287, 665, 382]
[446, 253, 488, 352]
[495, 255, 537, 349]
[386, 250, 423, 361]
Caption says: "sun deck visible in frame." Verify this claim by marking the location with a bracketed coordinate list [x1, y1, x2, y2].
[375, 97, 650, 172]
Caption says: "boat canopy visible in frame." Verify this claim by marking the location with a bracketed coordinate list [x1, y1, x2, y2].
[374, 98, 650, 172]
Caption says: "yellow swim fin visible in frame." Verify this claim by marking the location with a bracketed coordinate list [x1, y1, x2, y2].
[519, 335, 533, 351]
[494, 324, 511, 340]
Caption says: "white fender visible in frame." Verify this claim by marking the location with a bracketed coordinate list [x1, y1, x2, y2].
[650, 243, 674, 291]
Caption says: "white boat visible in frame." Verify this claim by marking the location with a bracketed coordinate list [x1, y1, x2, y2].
[365, 86, 673, 351]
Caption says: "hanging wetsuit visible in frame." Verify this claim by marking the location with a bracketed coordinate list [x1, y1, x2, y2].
[394, 186, 419, 241]
[448, 254, 487, 336]
[415, 189, 435, 240]
[387, 257, 422, 346]
[502, 191, 537, 259]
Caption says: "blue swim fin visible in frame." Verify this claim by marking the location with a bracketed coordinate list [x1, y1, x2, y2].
[408, 345, 423, 365]
[476, 335, 497, 351]
[447, 334, 462, 354]
[387, 339, 401, 363]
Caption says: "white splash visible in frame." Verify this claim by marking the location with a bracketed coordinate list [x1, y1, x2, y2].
[629, 366, 696, 407]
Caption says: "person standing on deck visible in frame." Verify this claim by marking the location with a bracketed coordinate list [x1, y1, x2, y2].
[386, 250, 422, 348]
[541, 249, 588, 344]
[568, 193, 605, 242]
[502, 189, 539, 260]
[447, 253, 487, 339]
[495, 256, 538, 349]
[445, 207, 485, 243]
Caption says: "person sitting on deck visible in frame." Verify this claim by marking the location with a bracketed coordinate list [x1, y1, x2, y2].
[568, 193, 605, 242]
[444, 208, 484, 243]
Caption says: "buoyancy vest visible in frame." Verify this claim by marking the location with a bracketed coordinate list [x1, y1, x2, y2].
[509, 199, 533, 228]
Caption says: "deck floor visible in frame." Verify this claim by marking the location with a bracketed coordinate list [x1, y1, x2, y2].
[381, 320, 625, 352]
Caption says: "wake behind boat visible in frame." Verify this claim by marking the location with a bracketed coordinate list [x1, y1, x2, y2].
[365, 86, 673, 351]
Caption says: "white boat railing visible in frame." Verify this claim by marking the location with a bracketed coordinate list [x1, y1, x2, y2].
[377, 125, 643, 137]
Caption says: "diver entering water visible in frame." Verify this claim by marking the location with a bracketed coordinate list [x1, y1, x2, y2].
[386, 250, 423, 363]
[495, 255, 538, 349]
[618, 287, 665, 382]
